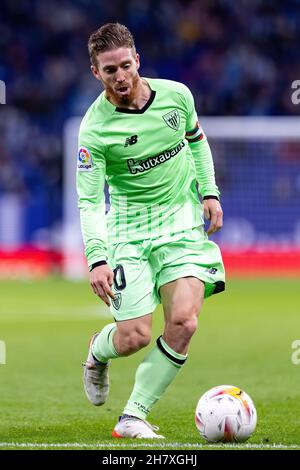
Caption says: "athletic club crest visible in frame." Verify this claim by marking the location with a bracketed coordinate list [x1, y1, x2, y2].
[112, 292, 122, 310]
[162, 109, 180, 131]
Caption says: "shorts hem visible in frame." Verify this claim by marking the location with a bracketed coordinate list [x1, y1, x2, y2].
[111, 303, 159, 322]
[157, 269, 224, 294]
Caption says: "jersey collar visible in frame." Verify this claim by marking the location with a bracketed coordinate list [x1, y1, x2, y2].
[115, 89, 156, 114]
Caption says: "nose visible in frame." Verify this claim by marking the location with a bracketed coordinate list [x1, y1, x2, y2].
[115, 68, 126, 83]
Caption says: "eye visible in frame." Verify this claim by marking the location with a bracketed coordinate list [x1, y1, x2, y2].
[104, 67, 116, 74]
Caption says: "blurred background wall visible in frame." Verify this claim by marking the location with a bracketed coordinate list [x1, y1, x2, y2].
[0, 0, 299, 278]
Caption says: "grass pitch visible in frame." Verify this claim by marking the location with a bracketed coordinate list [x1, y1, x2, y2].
[0, 277, 299, 450]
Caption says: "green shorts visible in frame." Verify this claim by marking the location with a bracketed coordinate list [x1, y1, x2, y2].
[107, 226, 225, 321]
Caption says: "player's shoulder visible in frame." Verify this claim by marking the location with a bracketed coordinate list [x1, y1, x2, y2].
[79, 92, 107, 135]
[146, 78, 192, 99]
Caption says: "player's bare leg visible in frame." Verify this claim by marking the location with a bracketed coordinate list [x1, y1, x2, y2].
[160, 277, 205, 355]
[113, 314, 152, 356]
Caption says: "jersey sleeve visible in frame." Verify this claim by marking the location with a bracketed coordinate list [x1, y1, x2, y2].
[76, 126, 108, 268]
[183, 86, 220, 199]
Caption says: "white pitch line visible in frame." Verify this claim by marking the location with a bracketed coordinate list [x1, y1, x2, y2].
[0, 442, 299, 449]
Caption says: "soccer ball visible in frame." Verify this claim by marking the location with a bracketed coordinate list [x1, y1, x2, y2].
[195, 385, 257, 443]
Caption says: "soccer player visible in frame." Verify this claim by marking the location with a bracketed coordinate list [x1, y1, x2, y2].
[77, 23, 225, 439]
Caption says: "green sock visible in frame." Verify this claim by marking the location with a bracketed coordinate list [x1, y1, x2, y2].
[123, 336, 187, 419]
[92, 323, 120, 363]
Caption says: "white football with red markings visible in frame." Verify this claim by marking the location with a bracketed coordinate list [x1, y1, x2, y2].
[195, 385, 257, 443]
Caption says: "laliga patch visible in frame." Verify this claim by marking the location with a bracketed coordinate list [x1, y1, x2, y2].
[77, 146, 93, 171]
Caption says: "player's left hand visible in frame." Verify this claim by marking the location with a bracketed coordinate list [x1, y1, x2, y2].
[203, 199, 223, 235]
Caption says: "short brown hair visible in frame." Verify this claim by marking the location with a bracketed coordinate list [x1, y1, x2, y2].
[88, 23, 136, 67]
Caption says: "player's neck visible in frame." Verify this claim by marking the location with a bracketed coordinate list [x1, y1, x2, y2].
[127, 78, 151, 110]
[106, 78, 151, 110]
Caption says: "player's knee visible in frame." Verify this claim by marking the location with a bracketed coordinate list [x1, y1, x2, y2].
[168, 307, 199, 339]
[184, 316, 198, 338]
[179, 317, 198, 339]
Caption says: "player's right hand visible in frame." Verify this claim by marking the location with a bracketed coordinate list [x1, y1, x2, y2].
[90, 264, 115, 307]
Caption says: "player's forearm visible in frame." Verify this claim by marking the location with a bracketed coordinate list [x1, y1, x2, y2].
[189, 136, 220, 199]
[77, 152, 108, 267]
[78, 200, 108, 267]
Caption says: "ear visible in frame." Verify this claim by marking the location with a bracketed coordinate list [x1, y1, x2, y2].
[135, 52, 140, 71]
[91, 64, 102, 81]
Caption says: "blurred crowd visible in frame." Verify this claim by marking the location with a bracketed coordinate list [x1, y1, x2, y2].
[0, 0, 300, 244]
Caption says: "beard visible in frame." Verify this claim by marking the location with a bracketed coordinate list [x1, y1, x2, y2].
[106, 73, 140, 107]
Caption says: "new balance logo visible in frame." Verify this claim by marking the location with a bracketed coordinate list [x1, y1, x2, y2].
[124, 135, 138, 147]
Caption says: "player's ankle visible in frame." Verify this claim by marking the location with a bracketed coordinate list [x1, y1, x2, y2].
[119, 413, 140, 421]
[92, 352, 108, 365]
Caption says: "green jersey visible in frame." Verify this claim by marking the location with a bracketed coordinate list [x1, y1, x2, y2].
[77, 78, 219, 267]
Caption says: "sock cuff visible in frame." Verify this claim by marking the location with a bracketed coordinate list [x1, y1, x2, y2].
[92, 322, 118, 361]
[107, 324, 118, 356]
[156, 336, 187, 367]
